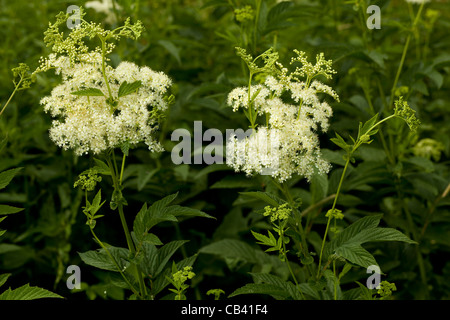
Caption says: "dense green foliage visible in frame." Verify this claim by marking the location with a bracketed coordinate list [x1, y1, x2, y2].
[0, 0, 449, 300]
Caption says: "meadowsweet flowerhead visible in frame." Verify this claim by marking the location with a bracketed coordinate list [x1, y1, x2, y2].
[394, 96, 420, 132]
[226, 49, 338, 182]
[11, 63, 36, 91]
[39, 10, 172, 156]
[325, 208, 344, 220]
[377, 281, 397, 299]
[263, 203, 292, 222]
[234, 5, 254, 23]
[172, 266, 195, 284]
[74, 168, 102, 191]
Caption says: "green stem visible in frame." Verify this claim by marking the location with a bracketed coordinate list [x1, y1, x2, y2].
[317, 155, 350, 279]
[0, 78, 22, 118]
[106, 150, 147, 298]
[389, 2, 425, 109]
[333, 260, 337, 300]
[282, 237, 305, 300]
[120, 153, 126, 185]
[252, 0, 262, 53]
[296, 77, 311, 120]
[118, 204, 135, 253]
[247, 72, 256, 128]
[279, 182, 313, 278]
[100, 38, 114, 100]
[90, 226, 141, 297]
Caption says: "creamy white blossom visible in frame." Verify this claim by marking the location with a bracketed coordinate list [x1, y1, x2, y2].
[40, 53, 171, 156]
[85, 0, 121, 24]
[226, 50, 339, 182]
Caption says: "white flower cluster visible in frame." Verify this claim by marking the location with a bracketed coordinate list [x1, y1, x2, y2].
[40, 53, 171, 155]
[226, 63, 339, 182]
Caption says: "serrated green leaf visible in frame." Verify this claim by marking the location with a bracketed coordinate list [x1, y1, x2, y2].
[118, 81, 142, 98]
[141, 240, 189, 278]
[351, 227, 417, 245]
[251, 230, 278, 249]
[132, 231, 163, 246]
[79, 247, 130, 272]
[165, 205, 215, 220]
[359, 113, 379, 138]
[93, 158, 111, 175]
[199, 239, 259, 263]
[228, 283, 290, 299]
[199, 239, 288, 276]
[90, 189, 105, 215]
[239, 191, 285, 207]
[323, 269, 343, 300]
[154, 240, 189, 277]
[151, 255, 197, 296]
[133, 194, 179, 243]
[334, 243, 378, 268]
[0, 167, 23, 190]
[324, 214, 416, 269]
[330, 133, 350, 151]
[211, 175, 258, 189]
[0, 284, 63, 300]
[71, 87, 105, 96]
[250, 272, 303, 300]
[339, 263, 353, 281]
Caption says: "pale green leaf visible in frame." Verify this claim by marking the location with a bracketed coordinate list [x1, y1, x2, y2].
[0, 284, 63, 300]
[0, 205, 23, 215]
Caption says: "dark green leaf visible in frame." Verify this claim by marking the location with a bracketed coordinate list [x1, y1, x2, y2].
[79, 247, 130, 272]
[165, 205, 215, 220]
[324, 214, 416, 269]
[0, 167, 23, 190]
[228, 283, 290, 299]
[239, 191, 285, 207]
